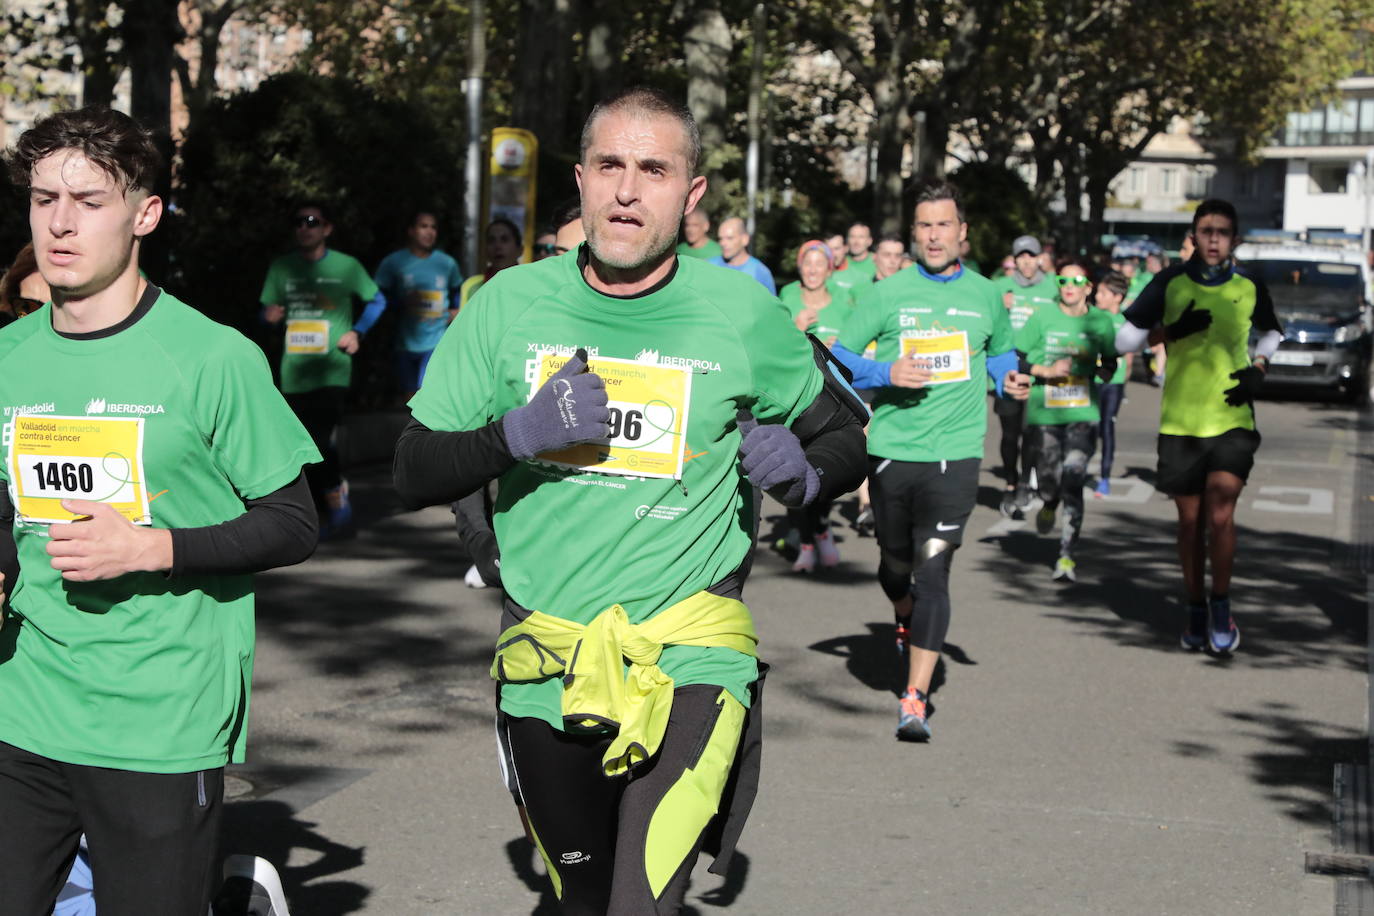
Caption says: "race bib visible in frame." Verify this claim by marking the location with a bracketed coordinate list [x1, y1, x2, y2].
[286, 319, 330, 354]
[1045, 375, 1090, 409]
[9, 415, 150, 524]
[410, 289, 446, 319]
[530, 354, 692, 480]
[900, 330, 971, 384]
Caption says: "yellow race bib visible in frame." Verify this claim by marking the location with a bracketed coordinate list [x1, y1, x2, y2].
[410, 289, 446, 319]
[530, 355, 692, 480]
[1045, 375, 1091, 409]
[900, 330, 971, 385]
[9, 414, 150, 524]
[286, 319, 330, 354]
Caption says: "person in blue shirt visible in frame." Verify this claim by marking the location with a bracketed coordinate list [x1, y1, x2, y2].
[709, 216, 776, 294]
[373, 210, 464, 397]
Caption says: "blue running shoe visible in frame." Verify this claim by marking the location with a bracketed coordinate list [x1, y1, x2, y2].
[1208, 596, 1240, 654]
[1180, 603, 1207, 651]
[896, 688, 933, 742]
[1094, 478, 1110, 498]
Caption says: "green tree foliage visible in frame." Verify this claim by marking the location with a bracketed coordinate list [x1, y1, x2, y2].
[169, 72, 463, 329]
[946, 161, 1044, 269]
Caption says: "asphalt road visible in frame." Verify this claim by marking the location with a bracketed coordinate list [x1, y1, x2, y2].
[229, 378, 1368, 915]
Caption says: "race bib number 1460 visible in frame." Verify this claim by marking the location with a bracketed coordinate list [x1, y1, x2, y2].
[9, 415, 151, 524]
[529, 354, 692, 480]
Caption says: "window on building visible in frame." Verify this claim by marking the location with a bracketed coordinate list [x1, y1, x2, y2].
[1327, 100, 1358, 144]
[1185, 168, 1212, 199]
[1126, 167, 1143, 193]
[1360, 98, 1374, 145]
[1238, 169, 1259, 198]
[1160, 168, 1178, 194]
[1308, 161, 1349, 195]
[1284, 110, 1324, 146]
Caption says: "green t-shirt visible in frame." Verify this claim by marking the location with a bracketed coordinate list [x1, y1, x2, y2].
[1105, 310, 1127, 384]
[838, 266, 1013, 462]
[410, 253, 822, 729]
[259, 249, 379, 394]
[0, 289, 319, 772]
[845, 255, 877, 282]
[1122, 262, 1281, 437]
[1016, 304, 1117, 425]
[994, 272, 1060, 331]
[676, 239, 723, 260]
[1126, 270, 1154, 303]
[778, 279, 854, 341]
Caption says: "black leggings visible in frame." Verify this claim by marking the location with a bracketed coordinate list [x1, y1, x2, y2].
[503, 685, 746, 915]
[1097, 383, 1124, 481]
[0, 742, 223, 915]
[786, 499, 833, 545]
[1027, 422, 1097, 553]
[993, 396, 1027, 486]
[286, 386, 346, 507]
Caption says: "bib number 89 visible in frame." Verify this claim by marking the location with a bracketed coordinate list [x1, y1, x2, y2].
[919, 354, 954, 370]
[31, 461, 94, 494]
[606, 407, 644, 442]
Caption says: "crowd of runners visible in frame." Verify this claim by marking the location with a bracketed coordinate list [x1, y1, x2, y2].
[0, 88, 1282, 915]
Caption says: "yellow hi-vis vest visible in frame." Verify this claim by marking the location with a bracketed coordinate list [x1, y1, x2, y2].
[491, 591, 758, 777]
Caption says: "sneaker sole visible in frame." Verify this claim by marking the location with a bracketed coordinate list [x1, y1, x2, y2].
[896, 719, 932, 742]
[1180, 635, 1206, 651]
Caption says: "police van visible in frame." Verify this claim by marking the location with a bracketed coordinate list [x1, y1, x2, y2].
[1236, 230, 1372, 404]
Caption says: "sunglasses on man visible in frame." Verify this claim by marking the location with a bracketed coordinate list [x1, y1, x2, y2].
[293, 215, 323, 229]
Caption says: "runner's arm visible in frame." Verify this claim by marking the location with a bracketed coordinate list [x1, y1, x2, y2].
[785, 340, 869, 502]
[830, 342, 893, 389]
[352, 291, 388, 336]
[169, 473, 318, 576]
[393, 418, 516, 509]
[1118, 268, 1169, 353]
[0, 486, 16, 596]
[986, 350, 1018, 396]
[1251, 279, 1284, 364]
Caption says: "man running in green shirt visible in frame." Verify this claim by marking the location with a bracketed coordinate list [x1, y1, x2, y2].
[993, 235, 1059, 516]
[675, 208, 721, 260]
[260, 202, 384, 537]
[0, 106, 318, 914]
[395, 87, 866, 913]
[833, 181, 1030, 742]
[1115, 199, 1283, 654]
[845, 221, 876, 282]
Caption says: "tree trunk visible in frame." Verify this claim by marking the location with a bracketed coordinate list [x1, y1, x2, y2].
[1085, 158, 1112, 254]
[512, 0, 573, 148]
[68, 0, 121, 107]
[580, 0, 625, 115]
[871, 75, 910, 235]
[919, 106, 948, 179]
[121, 0, 179, 278]
[1058, 142, 1083, 253]
[684, 0, 730, 209]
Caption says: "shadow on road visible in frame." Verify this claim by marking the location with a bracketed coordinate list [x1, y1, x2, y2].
[222, 800, 368, 915]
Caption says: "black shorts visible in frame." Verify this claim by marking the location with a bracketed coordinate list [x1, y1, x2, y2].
[868, 456, 980, 550]
[1156, 428, 1261, 495]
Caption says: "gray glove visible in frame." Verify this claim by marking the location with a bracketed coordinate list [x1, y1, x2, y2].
[737, 411, 819, 507]
[503, 348, 611, 459]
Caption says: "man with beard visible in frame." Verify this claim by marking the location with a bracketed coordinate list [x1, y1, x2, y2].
[394, 87, 866, 914]
[710, 216, 775, 293]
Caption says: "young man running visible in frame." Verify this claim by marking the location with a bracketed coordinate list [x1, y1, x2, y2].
[0, 106, 318, 913]
[993, 235, 1060, 515]
[1092, 270, 1131, 497]
[844, 221, 876, 282]
[260, 202, 384, 536]
[374, 210, 464, 399]
[1016, 260, 1118, 581]
[395, 87, 866, 913]
[833, 181, 1030, 742]
[1115, 199, 1282, 654]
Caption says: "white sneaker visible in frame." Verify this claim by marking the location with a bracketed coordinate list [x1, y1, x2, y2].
[218, 855, 290, 916]
[792, 545, 817, 573]
[464, 564, 488, 589]
[815, 530, 840, 567]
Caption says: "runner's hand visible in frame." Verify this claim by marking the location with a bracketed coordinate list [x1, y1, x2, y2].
[502, 348, 611, 459]
[262, 304, 285, 324]
[1165, 300, 1212, 342]
[794, 308, 818, 333]
[889, 355, 935, 389]
[1096, 356, 1118, 384]
[46, 501, 172, 581]
[1003, 371, 1032, 401]
[738, 419, 818, 507]
[1223, 365, 1265, 407]
[1043, 357, 1073, 381]
[337, 330, 361, 355]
